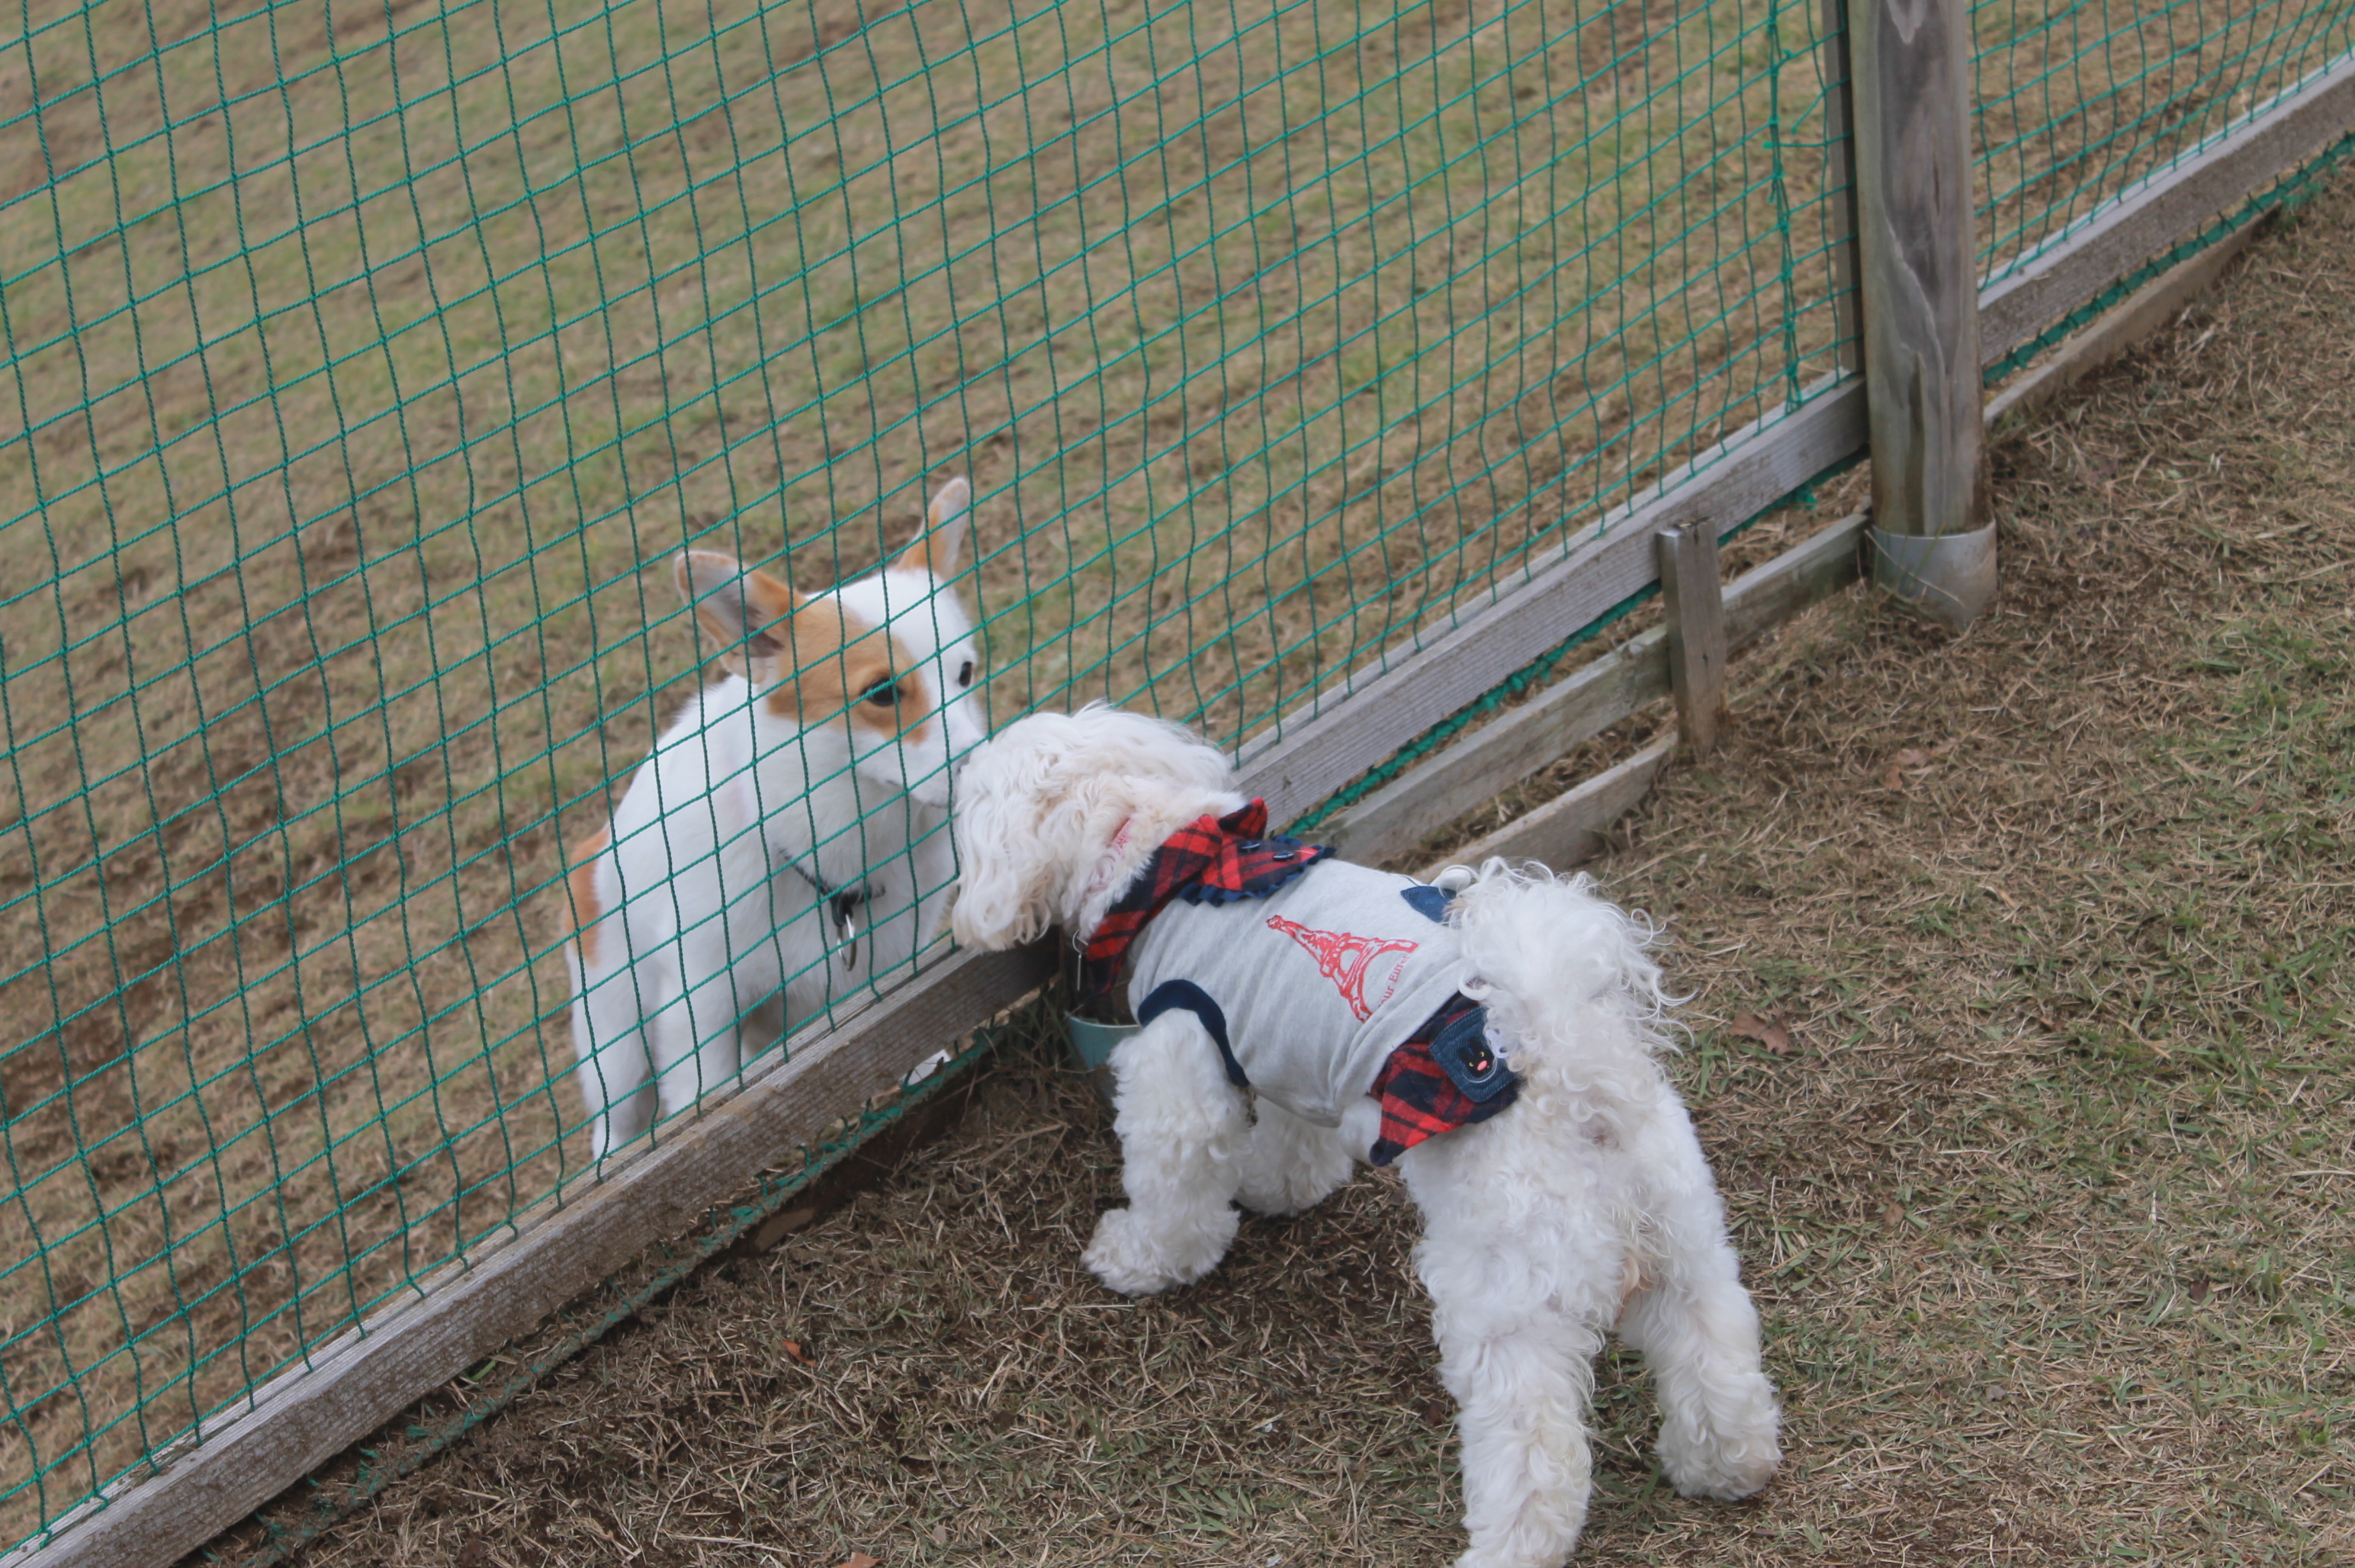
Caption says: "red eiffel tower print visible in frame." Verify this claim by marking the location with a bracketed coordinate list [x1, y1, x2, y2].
[1266, 914, 1418, 1023]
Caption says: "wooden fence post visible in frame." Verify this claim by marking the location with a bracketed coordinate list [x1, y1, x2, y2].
[1657, 525, 1728, 756]
[1848, 0, 1996, 630]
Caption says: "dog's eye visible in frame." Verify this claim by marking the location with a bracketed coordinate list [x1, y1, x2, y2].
[864, 680, 900, 709]
[957, 660, 975, 688]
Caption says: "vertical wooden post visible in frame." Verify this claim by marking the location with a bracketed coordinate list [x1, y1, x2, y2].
[1657, 525, 1727, 757]
[1817, 0, 1862, 373]
[1849, 0, 1996, 630]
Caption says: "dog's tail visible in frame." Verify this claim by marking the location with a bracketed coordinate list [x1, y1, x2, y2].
[1446, 859, 1675, 1110]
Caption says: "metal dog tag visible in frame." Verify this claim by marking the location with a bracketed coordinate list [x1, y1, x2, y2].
[836, 901, 859, 972]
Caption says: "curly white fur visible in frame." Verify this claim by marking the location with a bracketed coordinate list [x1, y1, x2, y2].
[952, 706, 1780, 1566]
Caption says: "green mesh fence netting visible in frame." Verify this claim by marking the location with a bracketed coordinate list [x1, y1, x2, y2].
[1974, 0, 2355, 274]
[0, 0, 2340, 1551]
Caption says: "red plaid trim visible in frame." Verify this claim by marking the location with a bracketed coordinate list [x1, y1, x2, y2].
[1370, 994, 1516, 1165]
[1081, 800, 1329, 1005]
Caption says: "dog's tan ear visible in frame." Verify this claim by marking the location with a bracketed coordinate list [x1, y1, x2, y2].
[676, 551, 804, 670]
[894, 476, 972, 580]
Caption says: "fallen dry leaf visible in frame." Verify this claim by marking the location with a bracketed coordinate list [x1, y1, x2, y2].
[837, 1555, 882, 1568]
[1729, 1011, 1792, 1054]
[1881, 741, 1958, 791]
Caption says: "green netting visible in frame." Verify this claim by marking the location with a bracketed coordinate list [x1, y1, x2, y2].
[0, 0, 2337, 1552]
[1974, 0, 2355, 278]
[1986, 124, 2355, 381]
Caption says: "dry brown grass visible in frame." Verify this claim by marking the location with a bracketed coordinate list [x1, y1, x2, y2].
[194, 172, 2355, 1567]
[1971, 0, 2355, 276]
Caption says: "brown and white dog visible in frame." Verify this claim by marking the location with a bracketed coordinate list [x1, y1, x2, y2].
[564, 478, 987, 1156]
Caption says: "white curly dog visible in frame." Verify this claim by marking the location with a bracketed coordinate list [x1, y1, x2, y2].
[949, 705, 1779, 1566]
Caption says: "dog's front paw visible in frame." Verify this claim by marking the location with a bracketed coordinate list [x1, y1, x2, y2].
[1082, 1207, 1234, 1296]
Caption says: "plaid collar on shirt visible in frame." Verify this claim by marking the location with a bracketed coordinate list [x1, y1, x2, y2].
[1079, 799, 1331, 1007]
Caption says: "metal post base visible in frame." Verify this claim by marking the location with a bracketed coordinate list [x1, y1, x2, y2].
[1868, 522, 1997, 631]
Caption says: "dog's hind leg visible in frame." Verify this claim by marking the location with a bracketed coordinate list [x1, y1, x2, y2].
[571, 954, 659, 1159]
[1235, 1098, 1356, 1217]
[1406, 1132, 1624, 1568]
[1422, 1258, 1605, 1568]
[1615, 1107, 1782, 1502]
[1082, 1011, 1250, 1296]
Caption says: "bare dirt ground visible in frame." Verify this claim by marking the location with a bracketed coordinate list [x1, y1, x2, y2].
[189, 170, 2355, 1568]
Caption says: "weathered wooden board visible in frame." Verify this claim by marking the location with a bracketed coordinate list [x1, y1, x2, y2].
[1326, 511, 1868, 869]
[1659, 526, 1730, 756]
[1850, 0, 1988, 558]
[1422, 734, 1680, 880]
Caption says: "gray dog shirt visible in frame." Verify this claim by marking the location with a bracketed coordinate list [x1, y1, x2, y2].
[1124, 860, 1470, 1128]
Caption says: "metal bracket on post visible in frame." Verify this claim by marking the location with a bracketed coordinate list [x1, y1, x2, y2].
[1657, 525, 1727, 757]
[1868, 522, 1997, 625]
[1849, 0, 1996, 631]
